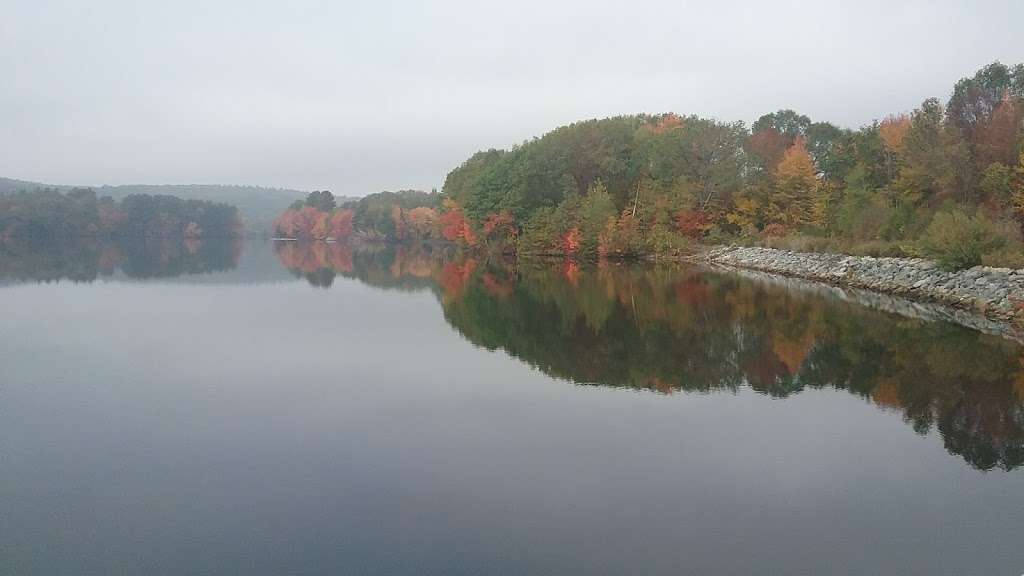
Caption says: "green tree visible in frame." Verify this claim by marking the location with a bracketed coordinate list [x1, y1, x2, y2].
[304, 190, 336, 212]
[752, 109, 811, 138]
[895, 98, 968, 204]
[979, 162, 1012, 208]
[806, 121, 853, 181]
[577, 181, 617, 256]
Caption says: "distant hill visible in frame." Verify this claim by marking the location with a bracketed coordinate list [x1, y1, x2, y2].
[92, 184, 314, 233]
[0, 177, 356, 233]
[0, 177, 49, 194]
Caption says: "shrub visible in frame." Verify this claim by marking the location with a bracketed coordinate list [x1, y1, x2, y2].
[980, 219, 1024, 269]
[844, 240, 907, 258]
[702, 225, 732, 245]
[920, 209, 1007, 271]
[518, 207, 562, 254]
[978, 162, 1012, 208]
[833, 188, 889, 240]
[645, 224, 691, 256]
[763, 234, 833, 253]
[675, 210, 714, 239]
[879, 200, 927, 241]
[982, 245, 1024, 269]
[762, 223, 787, 238]
[598, 211, 644, 257]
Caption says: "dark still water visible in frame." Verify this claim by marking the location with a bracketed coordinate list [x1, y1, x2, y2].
[2, 239, 1023, 575]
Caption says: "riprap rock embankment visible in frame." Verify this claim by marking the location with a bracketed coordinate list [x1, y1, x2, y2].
[704, 246, 1024, 327]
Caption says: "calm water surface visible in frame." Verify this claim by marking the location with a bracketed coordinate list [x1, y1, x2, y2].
[2, 239, 1023, 575]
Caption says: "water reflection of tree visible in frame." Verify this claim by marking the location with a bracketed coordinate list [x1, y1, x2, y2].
[286, 242, 1024, 472]
[273, 241, 455, 292]
[0, 237, 241, 283]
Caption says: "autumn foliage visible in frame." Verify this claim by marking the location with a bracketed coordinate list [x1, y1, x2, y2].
[878, 114, 911, 154]
[746, 128, 792, 173]
[675, 210, 714, 239]
[562, 228, 582, 254]
[644, 113, 684, 134]
[270, 61, 1024, 268]
[275, 206, 355, 240]
[275, 240, 353, 274]
[405, 206, 440, 239]
[482, 211, 517, 247]
[439, 199, 478, 246]
[767, 138, 821, 228]
[439, 259, 478, 301]
[974, 95, 1022, 168]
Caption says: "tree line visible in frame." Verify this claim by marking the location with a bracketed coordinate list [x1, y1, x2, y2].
[436, 61, 1024, 269]
[0, 188, 242, 239]
[273, 189, 443, 242]
[271, 61, 1024, 269]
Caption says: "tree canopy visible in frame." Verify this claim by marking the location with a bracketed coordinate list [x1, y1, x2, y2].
[430, 60, 1024, 268]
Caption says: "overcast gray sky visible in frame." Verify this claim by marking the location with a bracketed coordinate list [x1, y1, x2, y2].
[2, 0, 1022, 196]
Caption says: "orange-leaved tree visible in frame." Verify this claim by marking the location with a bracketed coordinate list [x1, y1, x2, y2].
[439, 198, 477, 246]
[329, 209, 354, 239]
[405, 206, 439, 239]
[481, 211, 517, 249]
[974, 94, 1023, 169]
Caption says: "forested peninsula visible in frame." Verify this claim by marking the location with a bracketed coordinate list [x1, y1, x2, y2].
[277, 61, 1024, 272]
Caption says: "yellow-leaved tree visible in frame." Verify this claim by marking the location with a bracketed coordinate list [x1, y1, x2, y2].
[878, 114, 911, 181]
[727, 194, 762, 231]
[768, 138, 820, 229]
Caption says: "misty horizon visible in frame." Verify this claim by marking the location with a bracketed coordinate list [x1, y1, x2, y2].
[3, 0, 1023, 197]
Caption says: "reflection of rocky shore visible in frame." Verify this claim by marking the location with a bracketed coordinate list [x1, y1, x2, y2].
[714, 265, 1024, 343]
[0, 237, 241, 284]
[704, 246, 1024, 328]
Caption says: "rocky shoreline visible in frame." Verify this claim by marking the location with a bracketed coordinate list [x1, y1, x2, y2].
[702, 245, 1024, 331]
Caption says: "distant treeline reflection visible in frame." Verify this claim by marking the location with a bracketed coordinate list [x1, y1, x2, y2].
[0, 237, 241, 283]
[275, 240, 1024, 471]
[274, 240, 453, 290]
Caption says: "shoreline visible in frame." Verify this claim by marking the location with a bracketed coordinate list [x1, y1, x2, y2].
[254, 237, 1024, 338]
[698, 245, 1024, 334]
